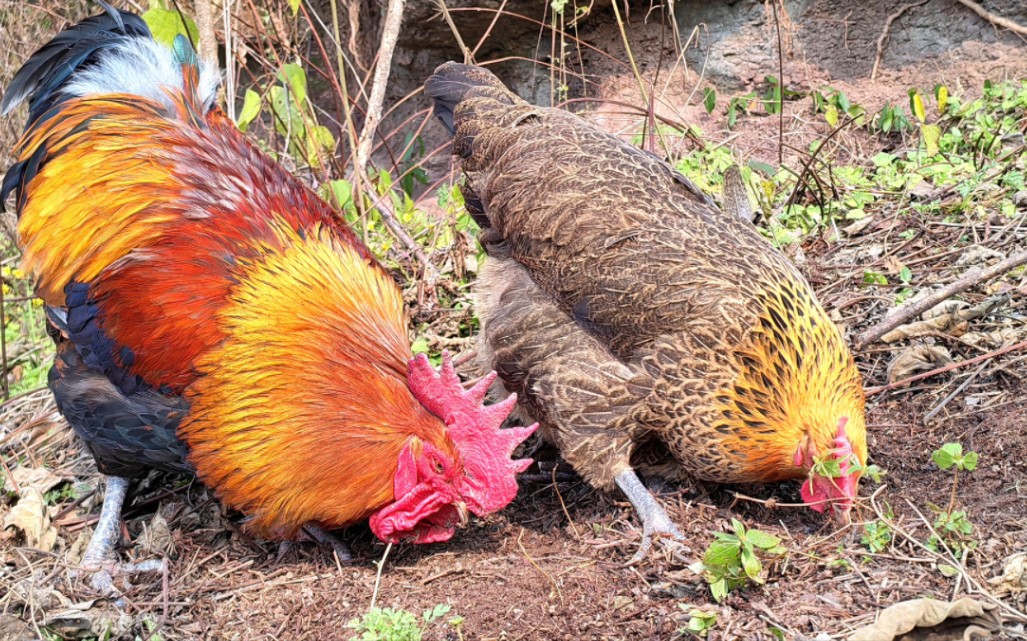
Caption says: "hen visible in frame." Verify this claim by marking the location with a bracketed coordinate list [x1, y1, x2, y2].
[425, 63, 867, 560]
[1, 7, 535, 593]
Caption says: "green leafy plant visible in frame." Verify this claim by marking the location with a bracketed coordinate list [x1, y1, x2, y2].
[864, 464, 887, 484]
[690, 519, 785, 602]
[927, 509, 976, 557]
[861, 520, 893, 554]
[679, 605, 717, 638]
[927, 443, 979, 557]
[931, 443, 978, 473]
[347, 604, 453, 641]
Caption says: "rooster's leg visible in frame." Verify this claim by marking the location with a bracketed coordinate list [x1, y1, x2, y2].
[615, 469, 689, 564]
[80, 476, 164, 595]
[302, 524, 353, 561]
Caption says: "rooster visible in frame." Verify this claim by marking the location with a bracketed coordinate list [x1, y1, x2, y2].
[1, 6, 535, 593]
[425, 63, 867, 561]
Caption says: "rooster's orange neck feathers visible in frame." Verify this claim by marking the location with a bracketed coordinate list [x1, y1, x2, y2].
[179, 224, 456, 537]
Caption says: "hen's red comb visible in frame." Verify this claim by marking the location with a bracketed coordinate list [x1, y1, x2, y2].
[407, 352, 538, 516]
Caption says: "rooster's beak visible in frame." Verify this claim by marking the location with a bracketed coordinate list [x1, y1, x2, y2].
[456, 501, 469, 528]
[832, 504, 853, 527]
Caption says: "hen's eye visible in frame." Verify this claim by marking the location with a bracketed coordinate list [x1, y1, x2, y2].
[434, 460, 445, 474]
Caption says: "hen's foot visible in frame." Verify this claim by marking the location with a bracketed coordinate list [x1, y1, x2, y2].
[615, 469, 691, 565]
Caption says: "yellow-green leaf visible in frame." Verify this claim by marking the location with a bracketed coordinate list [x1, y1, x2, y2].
[921, 124, 941, 156]
[142, 7, 199, 48]
[936, 84, 949, 114]
[824, 104, 839, 127]
[236, 89, 261, 132]
[288, 0, 302, 15]
[910, 91, 926, 123]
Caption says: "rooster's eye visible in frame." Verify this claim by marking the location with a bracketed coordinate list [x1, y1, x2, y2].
[434, 460, 445, 474]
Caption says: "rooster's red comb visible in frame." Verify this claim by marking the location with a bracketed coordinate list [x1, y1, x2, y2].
[407, 352, 537, 515]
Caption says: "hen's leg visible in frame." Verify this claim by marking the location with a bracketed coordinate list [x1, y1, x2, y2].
[80, 476, 163, 595]
[615, 469, 689, 564]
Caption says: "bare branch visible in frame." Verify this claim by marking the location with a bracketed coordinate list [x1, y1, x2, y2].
[354, 0, 406, 176]
[858, 250, 1027, 347]
[953, 0, 1027, 36]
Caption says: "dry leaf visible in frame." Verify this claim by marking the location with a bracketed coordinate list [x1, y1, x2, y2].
[882, 317, 968, 342]
[3, 466, 66, 495]
[886, 346, 953, 383]
[988, 553, 1027, 596]
[956, 246, 1004, 266]
[848, 597, 1001, 641]
[3, 487, 58, 551]
[138, 504, 175, 557]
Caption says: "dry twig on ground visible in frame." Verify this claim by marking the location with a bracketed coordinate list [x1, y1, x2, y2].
[858, 250, 1027, 347]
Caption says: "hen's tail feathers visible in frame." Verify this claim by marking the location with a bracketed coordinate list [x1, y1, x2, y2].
[0, 1, 148, 121]
[424, 62, 518, 135]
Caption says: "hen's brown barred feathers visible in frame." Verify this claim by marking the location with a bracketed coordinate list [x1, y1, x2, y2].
[426, 62, 867, 533]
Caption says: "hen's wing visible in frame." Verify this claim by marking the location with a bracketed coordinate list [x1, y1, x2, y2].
[427, 63, 797, 358]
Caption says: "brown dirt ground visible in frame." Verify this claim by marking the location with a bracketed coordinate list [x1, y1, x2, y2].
[3, 4, 1027, 641]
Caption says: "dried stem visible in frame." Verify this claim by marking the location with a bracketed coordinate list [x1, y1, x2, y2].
[354, 0, 406, 177]
[952, 0, 1027, 36]
[858, 249, 1027, 346]
[870, 0, 930, 81]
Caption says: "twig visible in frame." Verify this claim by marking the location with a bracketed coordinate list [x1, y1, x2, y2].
[369, 542, 392, 612]
[858, 250, 1027, 346]
[864, 339, 1027, 396]
[952, 0, 1027, 36]
[221, 0, 236, 120]
[921, 362, 988, 424]
[0, 268, 8, 401]
[354, 0, 405, 177]
[436, 0, 472, 63]
[366, 190, 442, 284]
[469, 0, 509, 59]
[551, 465, 580, 539]
[870, 0, 931, 81]
[770, 0, 784, 166]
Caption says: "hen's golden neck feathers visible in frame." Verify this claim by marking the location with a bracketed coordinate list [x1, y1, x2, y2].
[180, 224, 455, 537]
[715, 276, 867, 482]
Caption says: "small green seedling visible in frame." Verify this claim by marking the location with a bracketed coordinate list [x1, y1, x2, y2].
[690, 518, 785, 602]
[927, 443, 979, 558]
[347, 604, 453, 641]
[864, 464, 886, 484]
[932, 442, 978, 513]
[861, 520, 893, 554]
[679, 606, 717, 638]
[928, 509, 976, 557]
[932, 443, 978, 473]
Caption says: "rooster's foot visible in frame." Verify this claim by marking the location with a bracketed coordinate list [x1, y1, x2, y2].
[302, 524, 353, 562]
[76, 475, 163, 600]
[615, 469, 691, 565]
[77, 557, 165, 597]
